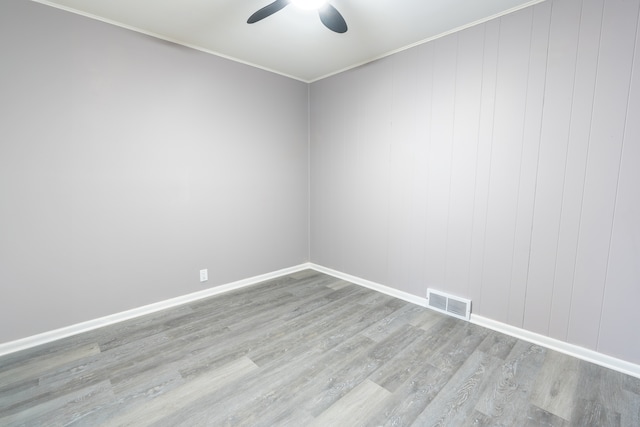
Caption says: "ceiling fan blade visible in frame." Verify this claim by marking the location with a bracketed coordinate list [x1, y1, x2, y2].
[318, 3, 347, 33]
[247, 0, 290, 24]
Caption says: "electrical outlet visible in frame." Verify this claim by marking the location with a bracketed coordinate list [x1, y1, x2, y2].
[200, 269, 208, 282]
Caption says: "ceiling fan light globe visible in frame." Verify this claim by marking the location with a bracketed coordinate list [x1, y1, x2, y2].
[290, 0, 327, 10]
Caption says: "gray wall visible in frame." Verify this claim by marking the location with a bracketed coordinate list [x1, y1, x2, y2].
[3, 0, 639, 368]
[310, 0, 640, 364]
[0, 0, 309, 343]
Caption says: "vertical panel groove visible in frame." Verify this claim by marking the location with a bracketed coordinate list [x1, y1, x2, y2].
[466, 23, 492, 302]
[522, 2, 552, 329]
[512, 5, 547, 329]
[545, 0, 583, 335]
[566, 0, 617, 346]
[566, 0, 605, 341]
[477, 19, 502, 314]
[443, 35, 460, 287]
[554, 0, 605, 341]
[596, 3, 640, 351]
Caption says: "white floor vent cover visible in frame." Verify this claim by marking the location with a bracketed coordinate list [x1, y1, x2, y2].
[426, 289, 471, 321]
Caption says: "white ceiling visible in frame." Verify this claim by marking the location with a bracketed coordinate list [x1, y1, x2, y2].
[34, 0, 544, 82]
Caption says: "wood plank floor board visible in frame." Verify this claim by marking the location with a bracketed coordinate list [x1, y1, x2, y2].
[412, 350, 502, 426]
[427, 322, 490, 375]
[465, 409, 495, 426]
[19, 355, 178, 423]
[523, 405, 570, 427]
[101, 286, 348, 386]
[284, 273, 347, 296]
[571, 398, 621, 427]
[180, 287, 391, 375]
[53, 335, 183, 393]
[355, 289, 398, 307]
[233, 322, 395, 427]
[475, 329, 519, 360]
[155, 330, 379, 426]
[26, 383, 116, 427]
[247, 410, 316, 427]
[301, 323, 426, 417]
[0, 378, 38, 410]
[163, 289, 300, 340]
[364, 362, 451, 426]
[326, 279, 353, 290]
[181, 275, 311, 321]
[98, 358, 248, 426]
[1, 270, 639, 426]
[237, 306, 412, 422]
[221, 303, 419, 427]
[158, 286, 395, 426]
[110, 366, 185, 404]
[1, 367, 108, 420]
[570, 361, 627, 427]
[284, 290, 405, 343]
[247, 301, 386, 367]
[74, 367, 187, 427]
[35, 331, 177, 394]
[103, 357, 259, 427]
[276, 285, 351, 322]
[530, 349, 581, 421]
[473, 341, 546, 423]
[91, 284, 298, 361]
[364, 316, 470, 395]
[95, 305, 196, 353]
[473, 404, 571, 427]
[212, 334, 379, 427]
[179, 299, 377, 379]
[0, 380, 114, 427]
[409, 307, 446, 332]
[0, 330, 108, 373]
[361, 302, 428, 343]
[624, 372, 640, 394]
[310, 379, 391, 427]
[0, 344, 108, 419]
[0, 342, 101, 389]
[618, 389, 640, 427]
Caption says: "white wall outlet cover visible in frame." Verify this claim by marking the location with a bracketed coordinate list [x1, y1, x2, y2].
[199, 269, 208, 282]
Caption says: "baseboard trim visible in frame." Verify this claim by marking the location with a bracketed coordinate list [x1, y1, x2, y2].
[308, 264, 429, 308]
[3, 262, 639, 380]
[470, 314, 640, 379]
[309, 263, 640, 380]
[309, 263, 427, 307]
[0, 263, 312, 358]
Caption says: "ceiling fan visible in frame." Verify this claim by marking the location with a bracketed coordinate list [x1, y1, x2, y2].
[247, 0, 348, 33]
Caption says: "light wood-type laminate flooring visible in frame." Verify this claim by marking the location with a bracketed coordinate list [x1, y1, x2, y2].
[1, 270, 639, 426]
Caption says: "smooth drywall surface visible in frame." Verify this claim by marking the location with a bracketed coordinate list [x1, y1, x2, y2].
[310, 0, 640, 364]
[0, 0, 309, 343]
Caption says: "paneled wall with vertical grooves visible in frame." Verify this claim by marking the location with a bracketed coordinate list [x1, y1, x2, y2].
[310, 0, 640, 364]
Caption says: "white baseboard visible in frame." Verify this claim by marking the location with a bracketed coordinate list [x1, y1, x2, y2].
[3, 262, 639, 380]
[308, 263, 640, 380]
[470, 314, 640, 379]
[0, 263, 312, 358]
[308, 264, 429, 307]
